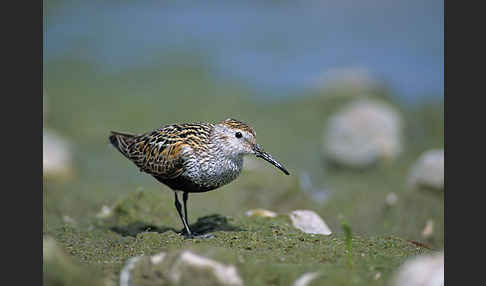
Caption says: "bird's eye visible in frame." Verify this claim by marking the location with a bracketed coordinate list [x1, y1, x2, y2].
[235, 132, 243, 139]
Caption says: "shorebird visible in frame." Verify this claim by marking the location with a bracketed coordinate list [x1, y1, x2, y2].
[109, 118, 289, 238]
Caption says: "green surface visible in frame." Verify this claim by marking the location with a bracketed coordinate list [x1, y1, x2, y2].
[48, 213, 434, 286]
[43, 57, 443, 285]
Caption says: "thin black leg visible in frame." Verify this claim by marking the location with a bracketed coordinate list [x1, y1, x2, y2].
[174, 192, 192, 236]
[183, 191, 189, 226]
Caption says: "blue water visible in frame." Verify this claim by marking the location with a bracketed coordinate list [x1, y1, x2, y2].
[44, 0, 443, 102]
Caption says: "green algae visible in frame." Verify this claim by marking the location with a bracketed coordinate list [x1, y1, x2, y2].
[43, 58, 443, 285]
[45, 213, 432, 286]
[43, 236, 105, 286]
[46, 188, 436, 285]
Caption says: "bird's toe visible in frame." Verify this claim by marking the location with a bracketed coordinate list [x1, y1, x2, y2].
[181, 232, 214, 239]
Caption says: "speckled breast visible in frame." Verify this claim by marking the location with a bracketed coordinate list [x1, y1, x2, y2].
[160, 154, 244, 193]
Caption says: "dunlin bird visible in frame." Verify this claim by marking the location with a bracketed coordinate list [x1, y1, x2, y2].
[109, 118, 289, 238]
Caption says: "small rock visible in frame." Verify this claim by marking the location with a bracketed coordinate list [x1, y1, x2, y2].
[62, 215, 76, 225]
[408, 149, 444, 191]
[171, 251, 243, 286]
[391, 252, 444, 286]
[323, 99, 404, 168]
[421, 219, 434, 239]
[385, 192, 399, 206]
[43, 236, 58, 262]
[43, 129, 74, 179]
[289, 210, 332, 235]
[150, 252, 166, 264]
[293, 272, 320, 286]
[245, 209, 277, 218]
[96, 205, 113, 219]
[124, 250, 243, 286]
[120, 257, 141, 286]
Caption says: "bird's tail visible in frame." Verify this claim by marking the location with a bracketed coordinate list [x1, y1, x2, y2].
[109, 131, 136, 158]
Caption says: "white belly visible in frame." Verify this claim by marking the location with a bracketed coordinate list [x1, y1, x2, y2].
[184, 154, 244, 189]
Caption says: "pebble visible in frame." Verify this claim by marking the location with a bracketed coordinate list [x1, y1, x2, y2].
[121, 250, 243, 286]
[245, 209, 278, 218]
[43, 236, 57, 261]
[120, 257, 141, 286]
[421, 219, 434, 239]
[293, 272, 320, 286]
[323, 99, 404, 168]
[171, 251, 243, 286]
[62, 215, 76, 225]
[391, 252, 444, 286]
[289, 210, 332, 235]
[96, 205, 113, 219]
[408, 149, 444, 191]
[43, 129, 74, 179]
[385, 192, 399, 206]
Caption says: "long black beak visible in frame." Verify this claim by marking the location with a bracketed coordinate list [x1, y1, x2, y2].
[253, 144, 290, 175]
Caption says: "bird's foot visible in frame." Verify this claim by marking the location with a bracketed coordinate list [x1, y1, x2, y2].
[180, 231, 214, 239]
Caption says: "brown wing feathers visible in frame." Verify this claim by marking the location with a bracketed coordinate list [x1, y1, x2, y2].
[109, 131, 137, 158]
[109, 123, 212, 180]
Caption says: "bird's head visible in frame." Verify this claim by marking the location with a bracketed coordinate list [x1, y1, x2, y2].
[214, 118, 290, 175]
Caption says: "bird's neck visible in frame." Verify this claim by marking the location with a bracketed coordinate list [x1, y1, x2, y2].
[207, 141, 244, 170]
[210, 125, 236, 157]
[207, 131, 244, 174]
[189, 143, 243, 189]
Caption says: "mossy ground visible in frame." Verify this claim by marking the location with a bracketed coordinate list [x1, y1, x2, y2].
[47, 213, 433, 286]
[43, 57, 443, 285]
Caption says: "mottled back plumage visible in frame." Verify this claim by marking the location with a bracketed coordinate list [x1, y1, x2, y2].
[110, 122, 212, 184]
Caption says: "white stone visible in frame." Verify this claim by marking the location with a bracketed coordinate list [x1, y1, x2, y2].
[43, 236, 57, 261]
[150, 252, 167, 264]
[323, 99, 404, 168]
[123, 251, 244, 286]
[245, 209, 278, 218]
[120, 257, 141, 286]
[385, 192, 399, 206]
[169, 251, 243, 286]
[43, 129, 74, 178]
[96, 205, 113, 219]
[293, 272, 320, 286]
[289, 210, 332, 235]
[62, 215, 76, 225]
[421, 219, 434, 239]
[392, 252, 444, 286]
[408, 149, 444, 191]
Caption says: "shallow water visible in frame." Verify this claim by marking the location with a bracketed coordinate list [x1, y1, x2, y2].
[44, 0, 443, 102]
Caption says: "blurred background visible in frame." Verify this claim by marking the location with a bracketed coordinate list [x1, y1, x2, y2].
[43, 0, 443, 251]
